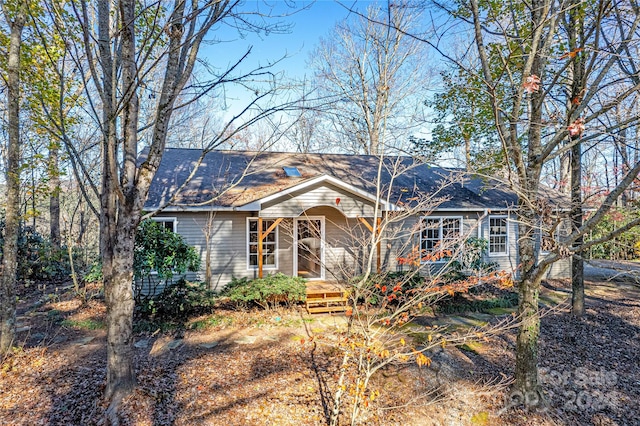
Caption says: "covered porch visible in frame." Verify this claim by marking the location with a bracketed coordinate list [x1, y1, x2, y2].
[246, 175, 391, 313]
[252, 214, 353, 314]
[252, 210, 382, 315]
[253, 213, 385, 280]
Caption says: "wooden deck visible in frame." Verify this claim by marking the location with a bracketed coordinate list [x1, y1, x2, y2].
[305, 281, 349, 314]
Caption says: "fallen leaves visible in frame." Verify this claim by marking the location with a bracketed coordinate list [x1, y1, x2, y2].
[2, 271, 640, 425]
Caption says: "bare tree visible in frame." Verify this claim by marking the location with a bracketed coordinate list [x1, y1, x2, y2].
[0, 0, 27, 355]
[435, 0, 640, 408]
[28, 3, 83, 249]
[202, 210, 216, 291]
[289, 156, 517, 425]
[310, 1, 429, 155]
[353, 0, 640, 409]
[47, 1, 307, 419]
[563, 0, 588, 317]
[285, 97, 320, 153]
[56, 0, 297, 419]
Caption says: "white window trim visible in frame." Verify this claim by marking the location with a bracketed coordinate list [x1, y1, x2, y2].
[488, 215, 509, 256]
[146, 217, 178, 275]
[246, 217, 279, 271]
[420, 216, 463, 263]
[151, 216, 177, 233]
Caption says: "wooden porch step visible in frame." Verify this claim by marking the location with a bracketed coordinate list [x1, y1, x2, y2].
[306, 286, 345, 294]
[306, 290, 345, 297]
[305, 283, 348, 314]
[306, 296, 347, 303]
[307, 305, 348, 314]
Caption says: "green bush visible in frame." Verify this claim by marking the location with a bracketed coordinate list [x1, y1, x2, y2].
[134, 220, 200, 302]
[61, 318, 106, 330]
[222, 273, 307, 310]
[0, 218, 73, 282]
[83, 260, 103, 283]
[80, 219, 201, 301]
[436, 292, 518, 314]
[587, 207, 640, 261]
[137, 278, 217, 320]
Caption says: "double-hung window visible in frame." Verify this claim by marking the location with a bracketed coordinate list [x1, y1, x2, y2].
[151, 217, 177, 233]
[420, 217, 462, 262]
[488, 216, 508, 255]
[247, 218, 278, 269]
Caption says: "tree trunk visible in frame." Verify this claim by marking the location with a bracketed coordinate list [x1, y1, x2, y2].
[0, 1, 26, 354]
[515, 276, 542, 398]
[205, 243, 213, 290]
[76, 207, 87, 246]
[204, 211, 215, 290]
[513, 211, 544, 407]
[464, 135, 471, 172]
[512, 31, 547, 405]
[559, 150, 571, 194]
[571, 139, 584, 316]
[84, 0, 232, 418]
[49, 143, 61, 249]
[571, 253, 584, 315]
[567, 0, 585, 317]
[102, 213, 138, 414]
[614, 126, 629, 206]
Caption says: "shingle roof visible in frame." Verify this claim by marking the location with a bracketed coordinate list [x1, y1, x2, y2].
[143, 148, 521, 211]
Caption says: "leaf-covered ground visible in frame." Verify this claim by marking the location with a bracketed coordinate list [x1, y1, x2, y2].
[1, 262, 638, 425]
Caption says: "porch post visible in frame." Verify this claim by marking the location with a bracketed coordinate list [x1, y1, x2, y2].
[258, 217, 264, 278]
[376, 217, 381, 274]
[358, 216, 382, 274]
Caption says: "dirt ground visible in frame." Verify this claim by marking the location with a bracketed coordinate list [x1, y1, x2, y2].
[1, 261, 639, 425]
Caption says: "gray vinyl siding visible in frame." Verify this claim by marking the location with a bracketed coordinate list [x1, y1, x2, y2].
[151, 208, 368, 290]
[386, 212, 568, 279]
[141, 211, 281, 294]
[380, 215, 419, 273]
[476, 214, 570, 279]
[260, 182, 376, 218]
[542, 256, 571, 278]
[139, 207, 568, 297]
[171, 211, 251, 290]
[478, 214, 519, 276]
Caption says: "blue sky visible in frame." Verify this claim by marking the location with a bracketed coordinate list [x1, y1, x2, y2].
[194, 0, 441, 149]
[195, 1, 378, 123]
[201, 1, 374, 83]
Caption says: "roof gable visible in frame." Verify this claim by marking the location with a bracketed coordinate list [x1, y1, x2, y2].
[240, 174, 396, 213]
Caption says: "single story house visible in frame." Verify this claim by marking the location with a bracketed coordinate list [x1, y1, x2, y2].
[142, 148, 570, 290]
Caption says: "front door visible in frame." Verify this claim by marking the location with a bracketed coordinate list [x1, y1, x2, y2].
[295, 217, 324, 280]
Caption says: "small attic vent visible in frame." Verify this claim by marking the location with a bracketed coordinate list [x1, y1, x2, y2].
[283, 166, 302, 178]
